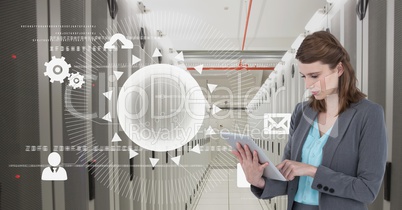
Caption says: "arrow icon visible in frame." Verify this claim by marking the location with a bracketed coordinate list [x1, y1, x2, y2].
[208, 84, 217, 93]
[152, 48, 162, 57]
[102, 113, 112, 122]
[175, 51, 184, 61]
[103, 90, 113, 100]
[111, 133, 122, 142]
[212, 104, 222, 115]
[206, 126, 216, 135]
[113, 71, 123, 80]
[132, 55, 141, 65]
[129, 149, 138, 159]
[149, 158, 159, 167]
[190, 144, 201, 154]
[194, 64, 203, 74]
[171, 156, 181, 165]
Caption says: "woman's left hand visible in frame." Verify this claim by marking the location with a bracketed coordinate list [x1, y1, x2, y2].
[277, 159, 317, 181]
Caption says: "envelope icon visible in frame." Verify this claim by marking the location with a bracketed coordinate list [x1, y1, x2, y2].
[264, 113, 291, 134]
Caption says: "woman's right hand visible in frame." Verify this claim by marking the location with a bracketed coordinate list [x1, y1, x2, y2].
[231, 143, 269, 189]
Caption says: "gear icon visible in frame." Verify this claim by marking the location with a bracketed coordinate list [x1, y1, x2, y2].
[44, 56, 71, 83]
[68, 72, 85, 89]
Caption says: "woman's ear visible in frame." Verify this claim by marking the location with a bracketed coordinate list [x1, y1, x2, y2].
[337, 62, 344, 76]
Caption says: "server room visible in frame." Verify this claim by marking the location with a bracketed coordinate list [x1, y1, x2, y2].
[0, 0, 401, 210]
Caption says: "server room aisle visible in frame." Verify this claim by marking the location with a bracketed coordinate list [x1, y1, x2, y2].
[193, 142, 268, 210]
[194, 168, 265, 210]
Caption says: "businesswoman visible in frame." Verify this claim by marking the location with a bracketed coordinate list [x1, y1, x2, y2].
[232, 31, 387, 210]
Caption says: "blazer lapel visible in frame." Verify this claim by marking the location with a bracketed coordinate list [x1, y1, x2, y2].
[321, 106, 357, 166]
[293, 104, 318, 161]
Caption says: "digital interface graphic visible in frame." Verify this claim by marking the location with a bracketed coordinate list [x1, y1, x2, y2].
[116, 63, 206, 152]
[55, 19, 231, 203]
[41, 152, 68, 181]
[3, 1, 384, 210]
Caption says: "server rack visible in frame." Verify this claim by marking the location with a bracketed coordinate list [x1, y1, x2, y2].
[0, 0, 43, 209]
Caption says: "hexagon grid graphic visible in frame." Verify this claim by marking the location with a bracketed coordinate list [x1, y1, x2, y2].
[117, 64, 206, 152]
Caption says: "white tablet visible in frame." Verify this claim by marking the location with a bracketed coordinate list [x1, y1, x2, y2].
[221, 132, 287, 181]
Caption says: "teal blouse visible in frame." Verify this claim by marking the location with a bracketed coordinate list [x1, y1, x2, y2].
[294, 118, 333, 205]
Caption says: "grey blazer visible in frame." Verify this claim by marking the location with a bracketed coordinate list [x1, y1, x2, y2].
[251, 99, 387, 210]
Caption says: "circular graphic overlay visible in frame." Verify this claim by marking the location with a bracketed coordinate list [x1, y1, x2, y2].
[117, 64, 206, 152]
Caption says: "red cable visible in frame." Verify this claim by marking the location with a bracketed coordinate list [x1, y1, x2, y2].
[241, 0, 253, 51]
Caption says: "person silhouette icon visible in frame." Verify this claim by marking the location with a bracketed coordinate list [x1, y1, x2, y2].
[41, 152, 68, 181]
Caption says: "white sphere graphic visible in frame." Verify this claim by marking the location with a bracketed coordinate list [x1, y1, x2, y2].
[117, 64, 206, 151]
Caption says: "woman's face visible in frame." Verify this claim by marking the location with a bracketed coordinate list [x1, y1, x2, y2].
[298, 61, 342, 101]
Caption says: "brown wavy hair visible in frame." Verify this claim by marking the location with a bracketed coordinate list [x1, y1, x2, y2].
[295, 31, 366, 115]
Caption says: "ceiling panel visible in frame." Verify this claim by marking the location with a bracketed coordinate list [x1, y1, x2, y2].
[140, 0, 326, 108]
[142, 0, 326, 50]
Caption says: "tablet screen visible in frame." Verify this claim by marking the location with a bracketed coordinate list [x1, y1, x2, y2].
[221, 132, 287, 181]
